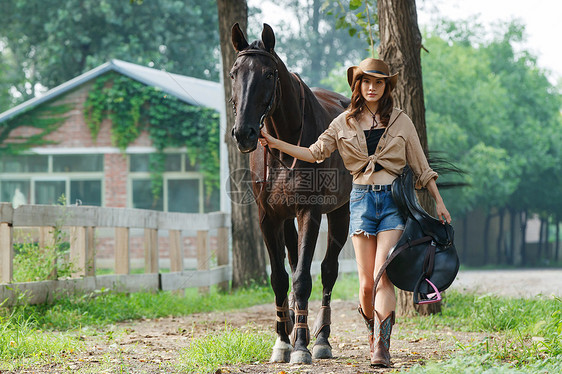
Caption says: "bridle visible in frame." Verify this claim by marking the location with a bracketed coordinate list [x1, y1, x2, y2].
[231, 48, 306, 186]
[231, 49, 280, 130]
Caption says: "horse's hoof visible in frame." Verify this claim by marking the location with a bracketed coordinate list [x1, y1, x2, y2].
[312, 344, 332, 359]
[289, 349, 312, 364]
[270, 339, 292, 363]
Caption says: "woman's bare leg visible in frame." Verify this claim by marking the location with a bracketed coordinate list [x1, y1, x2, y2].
[351, 233, 377, 317]
[373, 229, 402, 318]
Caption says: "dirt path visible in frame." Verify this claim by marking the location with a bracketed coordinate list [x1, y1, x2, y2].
[11, 269, 561, 374]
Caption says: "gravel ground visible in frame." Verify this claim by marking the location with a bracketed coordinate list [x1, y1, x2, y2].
[7, 269, 560, 374]
[450, 269, 562, 298]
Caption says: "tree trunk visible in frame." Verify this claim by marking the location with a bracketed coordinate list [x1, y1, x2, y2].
[217, 0, 268, 289]
[544, 216, 550, 261]
[554, 216, 560, 263]
[377, 0, 440, 316]
[309, 0, 322, 85]
[462, 215, 468, 264]
[520, 210, 527, 266]
[483, 210, 492, 265]
[508, 207, 516, 265]
[496, 207, 505, 265]
[538, 217, 544, 261]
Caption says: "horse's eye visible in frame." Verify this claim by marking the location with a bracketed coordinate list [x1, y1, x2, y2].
[266, 72, 274, 79]
[229, 72, 235, 80]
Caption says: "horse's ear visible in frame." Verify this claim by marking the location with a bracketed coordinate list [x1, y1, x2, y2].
[231, 22, 249, 52]
[262, 23, 275, 52]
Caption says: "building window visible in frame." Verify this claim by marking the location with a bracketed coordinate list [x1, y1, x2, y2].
[0, 154, 103, 206]
[129, 152, 212, 213]
[0, 155, 48, 173]
[53, 154, 103, 172]
[132, 178, 163, 211]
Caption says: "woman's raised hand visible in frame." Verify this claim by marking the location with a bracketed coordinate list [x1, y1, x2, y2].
[259, 129, 277, 148]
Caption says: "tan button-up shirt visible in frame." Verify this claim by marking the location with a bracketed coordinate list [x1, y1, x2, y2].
[308, 108, 437, 189]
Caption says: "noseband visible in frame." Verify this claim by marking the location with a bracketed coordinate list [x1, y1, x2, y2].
[233, 49, 280, 129]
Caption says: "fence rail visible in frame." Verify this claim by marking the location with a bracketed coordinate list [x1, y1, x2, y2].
[0, 203, 358, 307]
[0, 203, 230, 306]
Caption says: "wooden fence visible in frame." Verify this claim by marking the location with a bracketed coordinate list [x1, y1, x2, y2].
[0, 203, 230, 306]
[0, 203, 358, 306]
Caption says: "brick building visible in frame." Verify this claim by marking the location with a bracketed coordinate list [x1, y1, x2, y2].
[0, 59, 227, 212]
[0, 60, 227, 268]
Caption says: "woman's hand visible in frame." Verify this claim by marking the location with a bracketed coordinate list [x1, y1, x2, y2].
[259, 129, 278, 149]
[258, 129, 317, 163]
[436, 200, 451, 224]
[426, 178, 452, 224]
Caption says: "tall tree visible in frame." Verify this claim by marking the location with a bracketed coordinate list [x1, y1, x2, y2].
[260, 0, 367, 88]
[377, 0, 441, 316]
[0, 0, 219, 94]
[217, 0, 268, 288]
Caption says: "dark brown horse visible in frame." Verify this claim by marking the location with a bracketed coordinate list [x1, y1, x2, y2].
[230, 23, 352, 364]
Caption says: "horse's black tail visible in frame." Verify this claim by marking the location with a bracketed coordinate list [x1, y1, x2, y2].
[428, 151, 468, 189]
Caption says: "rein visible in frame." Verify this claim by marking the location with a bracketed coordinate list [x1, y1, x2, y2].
[234, 48, 306, 186]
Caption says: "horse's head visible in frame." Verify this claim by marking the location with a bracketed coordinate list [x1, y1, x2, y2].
[230, 23, 280, 153]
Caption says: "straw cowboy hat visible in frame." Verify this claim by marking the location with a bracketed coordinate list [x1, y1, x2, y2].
[347, 58, 399, 90]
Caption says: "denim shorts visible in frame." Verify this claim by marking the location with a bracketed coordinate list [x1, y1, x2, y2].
[349, 184, 405, 237]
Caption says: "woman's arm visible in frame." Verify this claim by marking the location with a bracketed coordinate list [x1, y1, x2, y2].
[259, 129, 317, 163]
[426, 178, 452, 224]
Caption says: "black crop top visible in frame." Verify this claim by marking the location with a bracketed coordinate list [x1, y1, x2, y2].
[362, 129, 385, 173]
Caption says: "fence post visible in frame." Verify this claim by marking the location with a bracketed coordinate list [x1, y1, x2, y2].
[70, 226, 86, 278]
[115, 227, 130, 274]
[39, 226, 57, 280]
[217, 226, 229, 292]
[70, 226, 95, 278]
[169, 230, 183, 273]
[85, 227, 95, 276]
[144, 228, 158, 274]
[197, 230, 209, 294]
[0, 223, 13, 283]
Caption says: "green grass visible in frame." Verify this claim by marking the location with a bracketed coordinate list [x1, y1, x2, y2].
[177, 325, 275, 373]
[404, 291, 562, 373]
[2, 272, 561, 373]
[4, 284, 275, 331]
[0, 310, 79, 370]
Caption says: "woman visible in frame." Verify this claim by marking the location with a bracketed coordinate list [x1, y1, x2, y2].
[259, 58, 451, 367]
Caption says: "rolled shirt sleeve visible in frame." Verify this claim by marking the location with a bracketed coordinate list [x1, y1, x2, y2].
[308, 122, 338, 163]
[406, 129, 438, 189]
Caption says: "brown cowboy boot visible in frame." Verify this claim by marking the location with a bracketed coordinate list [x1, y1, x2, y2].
[371, 311, 395, 367]
[357, 305, 375, 357]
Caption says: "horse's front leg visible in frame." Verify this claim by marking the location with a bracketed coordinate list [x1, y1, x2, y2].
[290, 207, 322, 364]
[311, 202, 350, 359]
[260, 215, 293, 363]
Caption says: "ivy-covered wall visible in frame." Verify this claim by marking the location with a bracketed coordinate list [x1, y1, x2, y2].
[84, 73, 220, 200]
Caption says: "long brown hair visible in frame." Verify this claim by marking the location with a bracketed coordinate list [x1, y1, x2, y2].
[345, 75, 394, 127]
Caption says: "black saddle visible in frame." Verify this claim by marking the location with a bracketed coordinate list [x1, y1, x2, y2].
[374, 167, 460, 304]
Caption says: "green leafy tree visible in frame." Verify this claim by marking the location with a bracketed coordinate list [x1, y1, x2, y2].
[422, 19, 561, 264]
[251, 0, 368, 88]
[0, 0, 220, 95]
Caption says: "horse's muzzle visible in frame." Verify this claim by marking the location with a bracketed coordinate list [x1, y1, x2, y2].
[232, 124, 259, 153]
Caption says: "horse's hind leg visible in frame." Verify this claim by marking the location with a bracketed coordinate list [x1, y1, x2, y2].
[312, 202, 350, 359]
[261, 216, 293, 363]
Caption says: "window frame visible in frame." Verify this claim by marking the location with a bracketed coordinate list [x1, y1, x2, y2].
[127, 151, 206, 213]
